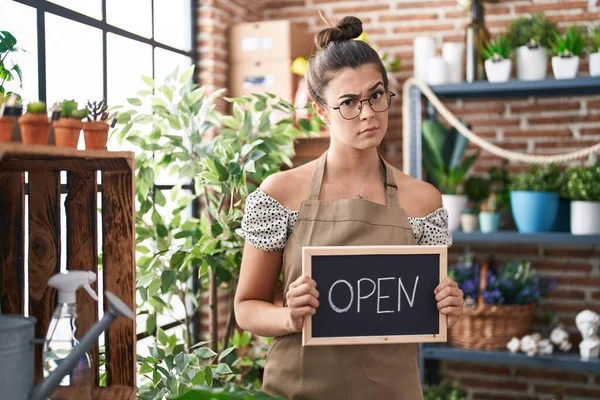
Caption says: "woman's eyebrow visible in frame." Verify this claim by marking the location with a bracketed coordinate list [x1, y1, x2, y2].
[337, 81, 384, 99]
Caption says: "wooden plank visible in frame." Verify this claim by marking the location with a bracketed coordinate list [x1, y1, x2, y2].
[0, 172, 25, 314]
[66, 171, 99, 386]
[0, 158, 131, 172]
[101, 170, 136, 387]
[28, 171, 61, 383]
[0, 142, 133, 161]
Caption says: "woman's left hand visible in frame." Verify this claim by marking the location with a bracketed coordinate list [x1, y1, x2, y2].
[434, 278, 464, 329]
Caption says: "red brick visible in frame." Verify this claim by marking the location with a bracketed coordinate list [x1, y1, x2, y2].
[544, 302, 600, 315]
[444, 361, 511, 375]
[334, 4, 390, 13]
[548, 289, 586, 300]
[534, 139, 600, 149]
[554, 276, 600, 287]
[393, 23, 454, 34]
[375, 38, 416, 47]
[511, 103, 581, 114]
[461, 377, 527, 391]
[586, 100, 600, 109]
[532, 261, 592, 273]
[548, 13, 600, 24]
[379, 12, 439, 22]
[535, 384, 600, 399]
[264, 0, 305, 8]
[397, 0, 456, 8]
[447, 103, 506, 115]
[544, 247, 598, 257]
[515, 1, 588, 13]
[470, 118, 521, 129]
[592, 291, 600, 301]
[529, 114, 599, 125]
[269, 9, 320, 19]
[503, 129, 572, 138]
[471, 394, 526, 400]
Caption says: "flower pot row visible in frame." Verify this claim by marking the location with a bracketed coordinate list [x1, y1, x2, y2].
[0, 99, 111, 150]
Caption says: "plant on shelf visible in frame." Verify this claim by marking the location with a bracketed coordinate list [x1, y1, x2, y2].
[551, 26, 586, 79]
[422, 119, 480, 232]
[587, 25, 600, 76]
[508, 164, 564, 233]
[0, 30, 24, 100]
[112, 65, 303, 399]
[461, 176, 489, 233]
[423, 379, 467, 400]
[482, 34, 512, 83]
[507, 13, 558, 81]
[565, 163, 600, 235]
[53, 99, 88, 148]
[479, 192, 500, 233]
[0, 92, 23, 143]
[82, 99, 110, 150]
[18, 101, 49, 145]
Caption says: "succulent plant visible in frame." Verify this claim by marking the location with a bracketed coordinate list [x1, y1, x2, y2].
[551, 26, 586, 57]
[507, 13, 558, 50]
[26, 101, 47, 114]
[58, 99, 89, 120]
[587, 25, 600, 53]
[482, 34, 511, 61]
[86, 99, 109, 122]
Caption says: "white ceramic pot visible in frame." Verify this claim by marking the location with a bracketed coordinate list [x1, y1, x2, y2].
[590, 52, 600, 77]
[460, 213, 479, 233]
[571, 201, 600, 235]
[485, 58, 512, 83]
[427, 56, 448, 85]
[552, 55, 580, 79]
[516, 45, 548, 81]
[442, 194, 468, 232]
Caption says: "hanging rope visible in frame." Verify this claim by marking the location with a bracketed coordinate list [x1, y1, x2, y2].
[402, 77, 600, 164]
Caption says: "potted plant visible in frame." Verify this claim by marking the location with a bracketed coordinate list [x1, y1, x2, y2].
[18, 101, 50, 145]
[53, 99, 88, 148]
[508, 164, 563, 233]
[566, 164, 600, 235]
[551, 26, 585, 79]
[482, 34, 512, 83]
[462, 176, 489, 232]
[423, 379, 467, 400]
[587, 25, 600, 76]
[0, 93, 23, 143]
[488, 164, 513, 230]
[422, 119, 480, 232]
[0, 94, 12, 142]
[83, 100, 110, 150]
[507, 13, 558, 81]
[479, 192, 500, 233]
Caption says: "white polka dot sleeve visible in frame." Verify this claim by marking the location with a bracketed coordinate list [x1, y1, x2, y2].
[410, 208, 453, 246]
[236, 189, 297, 252]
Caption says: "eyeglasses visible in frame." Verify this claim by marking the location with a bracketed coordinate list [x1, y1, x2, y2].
[331, 90, 396, 120]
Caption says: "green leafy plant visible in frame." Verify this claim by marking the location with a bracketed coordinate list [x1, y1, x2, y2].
[112, 65, 305, 399]
[464, 176, 490, 206]
[421, 119, 480, 195]
[423, 380, 467, 400]
[172, 387, 284, 400]
[565, 164, 600, 202]
[26, 101, 46, 114]
[58, 99, 89, 120]
[86, 99, 109, 121]
[509, 164, 564, 192]
[482, 34, 511, 61]
[551, 26, 586, 57]
[0, 30, 24, 100]
[587, 25, 600, 53]
[488, 164, 510, 211]
[480, 192, 498, 212]
[507, 13, 558, 49]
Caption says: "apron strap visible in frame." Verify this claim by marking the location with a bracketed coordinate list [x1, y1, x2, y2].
[380, 155, 399, 207]
[307, 151, 328, 201]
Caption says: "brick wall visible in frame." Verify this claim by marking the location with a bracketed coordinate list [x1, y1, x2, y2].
[197, 0, 600, 398]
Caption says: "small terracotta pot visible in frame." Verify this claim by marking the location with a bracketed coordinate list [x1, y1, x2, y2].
[53, 118, 82, 148]
[0, 117, 13, 142]
[83, 121, 109, 150]
[18, 114, 50, 145]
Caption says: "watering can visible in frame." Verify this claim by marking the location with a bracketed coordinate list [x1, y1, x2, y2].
[0, 291, 135, 400]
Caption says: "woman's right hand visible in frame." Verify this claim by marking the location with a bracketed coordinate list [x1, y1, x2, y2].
[285, 275, 319, 333]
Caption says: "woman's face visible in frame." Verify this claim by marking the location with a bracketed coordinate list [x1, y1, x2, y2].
[314, 63, 391, 151]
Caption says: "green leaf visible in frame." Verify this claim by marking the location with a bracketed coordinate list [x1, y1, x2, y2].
[156, 224, 168, 237]
[139, 362, 153, 375]
[161, 270, 176, 293]
[146, 314, 156, 335]
[204, 365, 213, 386]
[170, 251, 187, 269]
[174, 353, 190, 371]
[218, 346, 236, 362]
[142, 75, 155, 88]
[127, 98, 142, 106]
[215, 363, 233, 375]
[191, 370, 205, 386]
[180, 65, 195, 84]
[117, 112, 132, 124]
[154, 189, 166, 207]
[157, 328, 168, 346]
[244, 159, 256, 173]
[195, 347, 217, 359]
[162, 85, 174, 102]
[299, 118, 311, 132]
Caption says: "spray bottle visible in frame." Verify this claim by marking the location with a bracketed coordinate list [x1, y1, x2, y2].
[43, 271, 98, 399]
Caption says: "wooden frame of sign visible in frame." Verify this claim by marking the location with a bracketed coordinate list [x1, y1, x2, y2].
[302, 245, 447, 346]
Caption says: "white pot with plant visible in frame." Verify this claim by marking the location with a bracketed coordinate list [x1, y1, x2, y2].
[422, 119, 479, 232]
[587, 25, 600, 77]
[507, 14, 558, 81]
[566, 164, 600, 235]
[551, 27, 585, 79]
[483, 34, 512, 83]
[479, 193, 501, 233]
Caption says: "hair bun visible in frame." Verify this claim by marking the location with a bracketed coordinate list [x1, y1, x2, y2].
[315, 16, 363, 49]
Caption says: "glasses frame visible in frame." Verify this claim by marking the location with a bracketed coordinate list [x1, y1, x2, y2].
[331, 90, 396, 120]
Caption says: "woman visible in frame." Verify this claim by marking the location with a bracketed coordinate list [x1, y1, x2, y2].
[234, 16, 464, 400]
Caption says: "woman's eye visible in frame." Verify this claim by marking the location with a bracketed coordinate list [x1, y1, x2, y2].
[341, 99, 357, 107]
[371, 91, 384, 100]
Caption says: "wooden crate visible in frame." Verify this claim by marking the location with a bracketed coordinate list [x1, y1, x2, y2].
[0, 143, 136, 400]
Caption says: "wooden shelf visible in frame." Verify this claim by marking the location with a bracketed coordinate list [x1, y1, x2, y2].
[421, 343, 600, 373]
[451, 231, 600, 246]
[429, 76, 600, 100]
[0, 143, 134, 172]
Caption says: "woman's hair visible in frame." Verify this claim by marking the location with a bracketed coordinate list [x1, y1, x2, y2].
[307, 16, 388, 106]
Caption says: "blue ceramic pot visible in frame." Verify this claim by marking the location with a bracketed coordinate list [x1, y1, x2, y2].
[510, 191, 559, 233]
[479, 212, 500, 233]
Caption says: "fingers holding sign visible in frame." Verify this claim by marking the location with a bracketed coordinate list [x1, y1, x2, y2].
[434, 277, 464, 329]
[285, 275, 320, 334]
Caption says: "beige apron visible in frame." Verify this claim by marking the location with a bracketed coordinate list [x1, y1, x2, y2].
[262, 151, 423, 400]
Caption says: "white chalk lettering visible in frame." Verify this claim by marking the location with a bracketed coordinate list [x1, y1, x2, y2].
[329, 280, 353, 313]
[377, 277, 395, 314]
[398, 276, 419, 311]
[357, 278, 376, 313]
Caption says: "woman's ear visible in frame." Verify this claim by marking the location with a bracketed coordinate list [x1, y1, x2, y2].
[312, 101, 329, 124]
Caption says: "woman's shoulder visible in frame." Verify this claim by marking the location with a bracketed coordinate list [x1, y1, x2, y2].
[259, 160, 316, 212]
[390, 167, 443, 218]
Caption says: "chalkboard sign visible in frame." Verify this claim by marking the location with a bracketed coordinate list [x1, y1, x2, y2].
[302, 245, 447, 346]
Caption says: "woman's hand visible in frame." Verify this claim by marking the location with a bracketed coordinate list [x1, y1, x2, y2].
[285, 275, 320, 333]
[435, 277, 464, 329]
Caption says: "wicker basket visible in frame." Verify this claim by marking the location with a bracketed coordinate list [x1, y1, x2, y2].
[448, 262, 537, 350]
